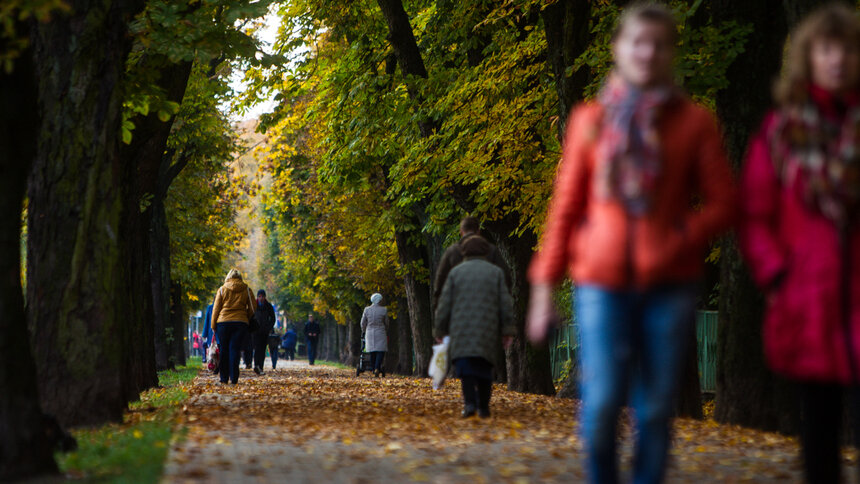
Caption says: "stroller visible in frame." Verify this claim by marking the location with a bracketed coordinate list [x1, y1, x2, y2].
[355, 336, 372, 377]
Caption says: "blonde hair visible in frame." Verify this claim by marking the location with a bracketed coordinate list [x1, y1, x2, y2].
[774, 3, 860, 106]
[612, 2, 679, 45]
[225, 269, 243, 282]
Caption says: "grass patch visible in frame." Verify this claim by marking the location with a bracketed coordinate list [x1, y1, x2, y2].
[57, 357, 202, 483]
[318, 360, 351, 370]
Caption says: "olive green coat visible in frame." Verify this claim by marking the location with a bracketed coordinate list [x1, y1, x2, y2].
[434, 258, 515, 367]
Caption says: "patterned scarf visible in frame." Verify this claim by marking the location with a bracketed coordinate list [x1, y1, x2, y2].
[769, 86, 860, 227]
[595, 73, 679, 215]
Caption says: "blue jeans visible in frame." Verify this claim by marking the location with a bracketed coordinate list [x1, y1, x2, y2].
[576, 284, 697, 484]
[216, 322, 248, 384]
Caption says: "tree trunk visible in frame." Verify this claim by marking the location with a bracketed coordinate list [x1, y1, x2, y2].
[396, 296, 414, 375]
[542, 0, 593, 138]
[494, 229, 556, 395]
[347, 305, 362, 367]
[675, 329, 703, 419]
[710, 0, 820, 433]
[121, 59, 193, 380]
[395, 229, 434, 376]
[27, 0, 144, 428]
[170, 280, 186, 367]
[0, 34, 61, 480]
[151, 195, 173, 370]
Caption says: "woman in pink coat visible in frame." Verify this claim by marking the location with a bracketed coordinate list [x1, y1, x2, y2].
[740, 5, 860, 482]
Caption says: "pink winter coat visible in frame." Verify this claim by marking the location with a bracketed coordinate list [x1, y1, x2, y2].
[740, 94, 860, 384]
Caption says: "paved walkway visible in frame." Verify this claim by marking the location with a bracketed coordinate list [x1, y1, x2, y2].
[162, 359, 852, 483]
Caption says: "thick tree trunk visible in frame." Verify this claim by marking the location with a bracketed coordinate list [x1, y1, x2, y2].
[675, 329, 703, 419]
[542, 0, 593, 137]
[396, 296, 414, 375]
[493, 229, 555, 395]
[395, 230, 434, 376]
[0, 37, 61, 480]
[711, 0, 818, 433]
[28, 0, 144, 427]
[151, 196, 173, 370]
[347, 306, 362, 367]
[121, 60, 193, 380]
[170, 280, 186, 367]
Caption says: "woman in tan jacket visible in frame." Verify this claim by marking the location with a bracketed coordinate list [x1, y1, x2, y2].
[211, 269, 256, 384]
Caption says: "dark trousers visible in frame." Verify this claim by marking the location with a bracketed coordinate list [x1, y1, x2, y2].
[284, 348, 295, 360]
[202, 343, 209, 363]
[216, 322, 247, 384]
[461, 376, 493, 412]
[268, 341, 279, 368]
[800, 383, 860, 484]
[252, 332, 268, 370]
[307, 338, 318, 364]
[370, 351, 385, 372]
[242, 331, 253, 367]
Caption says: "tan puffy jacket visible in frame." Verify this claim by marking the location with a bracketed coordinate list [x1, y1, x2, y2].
[211, 279, 256, 329]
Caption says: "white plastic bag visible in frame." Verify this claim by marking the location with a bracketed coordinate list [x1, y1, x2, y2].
[428, 336, 450, 390]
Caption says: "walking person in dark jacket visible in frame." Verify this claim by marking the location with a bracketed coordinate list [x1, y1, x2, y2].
[202, 302, 214, 363]
[252, 290, 276, 375]
[433, 216, 511, 312]
[435, 236, 516, 418]
[282, 326, 297, 360]
[304, 314, 321, 365]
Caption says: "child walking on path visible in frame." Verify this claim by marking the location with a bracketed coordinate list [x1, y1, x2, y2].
[434, 236, 515, 418]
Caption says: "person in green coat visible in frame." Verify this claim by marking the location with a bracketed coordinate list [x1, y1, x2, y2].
[434, 236, 516, 418]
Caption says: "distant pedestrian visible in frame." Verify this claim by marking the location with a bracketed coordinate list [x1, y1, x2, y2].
[435, 236, 515, 418]
[304, 314, 321, 365]
[433, 216, 510, 312]
[252, 289, 276, 375]
[192, 331, 201, 357]
[526, 4, 735, 483]
[282, 326, 297, 361]
[739, 5, 860, 483]
[361, 293, 389, 377]
[211, 269, 256, 385]
[202, 302, 214, 363]
[267, 329, 281, 369]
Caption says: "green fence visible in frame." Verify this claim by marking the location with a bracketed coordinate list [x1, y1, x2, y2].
[549, 310, 719, 393]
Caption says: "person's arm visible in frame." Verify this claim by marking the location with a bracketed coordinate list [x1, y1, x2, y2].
[211, 289, 223, 330]
[739, 116, 788, 289]
[434, 274, 454, 340]
[360, 307, 369, 333]
[683, 109, 738, 251]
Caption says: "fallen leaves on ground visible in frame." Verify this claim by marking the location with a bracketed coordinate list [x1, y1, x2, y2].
[164, 362, 856, 483]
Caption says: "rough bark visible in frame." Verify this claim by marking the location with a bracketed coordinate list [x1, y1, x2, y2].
[170, 280, 186, 367]
[396, 296, 414, 375]
[542, 0, 593, 137]
[347, 305, 363, 367]
[711, 0, 819, 433]
[491, 227, 555, 395]
[150, 193, 173, 370]
[0, 33, 63, 480]
[124, 61, 193, 372]
[395, 229, 435, 376]
[28, 0, 145, 427]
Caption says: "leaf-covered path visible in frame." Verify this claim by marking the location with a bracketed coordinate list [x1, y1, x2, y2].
[162, 361, 845, 483]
